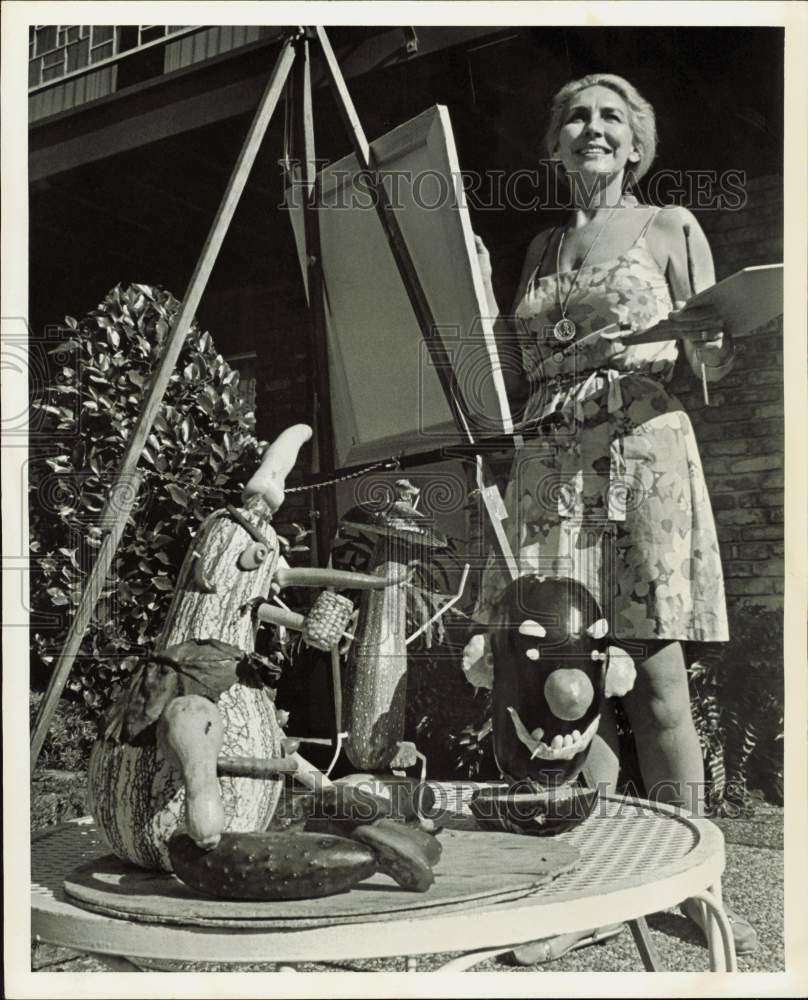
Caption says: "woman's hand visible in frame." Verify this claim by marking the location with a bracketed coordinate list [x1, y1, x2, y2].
[474, 233, 493, 284]
[665, 300, 724, 353]
[669, 299, 736, 386]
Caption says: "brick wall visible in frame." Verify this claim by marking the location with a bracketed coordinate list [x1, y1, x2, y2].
[670, 174, 784, 613]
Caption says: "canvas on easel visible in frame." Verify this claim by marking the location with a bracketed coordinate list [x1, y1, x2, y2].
[286, 105, 514, 468]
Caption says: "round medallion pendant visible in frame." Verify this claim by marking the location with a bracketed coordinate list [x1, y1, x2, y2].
[553, 317, 576, 342]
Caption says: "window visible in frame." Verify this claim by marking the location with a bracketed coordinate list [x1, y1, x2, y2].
[34, 26, 57, 56]
[41, 48, 66, 81]
[66, 38, 90, 73]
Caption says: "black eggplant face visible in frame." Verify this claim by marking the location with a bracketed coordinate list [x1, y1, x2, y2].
[491, 577, 608, 787]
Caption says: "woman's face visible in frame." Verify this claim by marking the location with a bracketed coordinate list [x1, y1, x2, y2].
[554, 84, 638, 186]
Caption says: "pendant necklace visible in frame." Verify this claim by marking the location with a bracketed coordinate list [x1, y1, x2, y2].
[553, 206, 617, 342]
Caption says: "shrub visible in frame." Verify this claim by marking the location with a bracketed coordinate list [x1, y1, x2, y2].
[688, 605, 784, 811]
[29, 283, 265, 721]
[29, 691, 97, 772]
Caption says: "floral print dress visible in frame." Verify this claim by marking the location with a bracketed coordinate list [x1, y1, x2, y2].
[475, 215, 729, 642]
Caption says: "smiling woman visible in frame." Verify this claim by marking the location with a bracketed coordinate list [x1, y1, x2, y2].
[547, 73, 658, 192]
[470, 72, 756, 959]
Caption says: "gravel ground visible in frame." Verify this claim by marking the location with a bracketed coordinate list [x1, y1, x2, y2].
[32, 804, 784, 975]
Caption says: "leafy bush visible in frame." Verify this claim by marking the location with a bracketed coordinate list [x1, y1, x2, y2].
[29, 691, 97, 771]
[29, 283, 266, 720]
[408, 641, 498, 778]
[688, 605, 784, 812]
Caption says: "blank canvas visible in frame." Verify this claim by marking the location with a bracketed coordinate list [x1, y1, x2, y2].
[287, 105, 513, 468]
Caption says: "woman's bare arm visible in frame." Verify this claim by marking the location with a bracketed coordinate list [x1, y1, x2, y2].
[475, 232, 549, 410]
[475, 230, 554, 413]
[650, 206, 736, 382]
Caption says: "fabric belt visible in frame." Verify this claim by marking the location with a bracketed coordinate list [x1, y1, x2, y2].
[543, 368, 667, 523]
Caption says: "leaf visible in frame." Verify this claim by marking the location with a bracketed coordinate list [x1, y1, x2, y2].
[128, 370, 145, 388]
[179, 416, 193, 444]
[152, 576, 174, 591]
[45, 457, 71, 473]
[46, 587, 69, 607]
[196, 393, 214, 416]
[48, 340, 80, 354]
[107, 327, 121, 349]
[166, 483, 189, 506]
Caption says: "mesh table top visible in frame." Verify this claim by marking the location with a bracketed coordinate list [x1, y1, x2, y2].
[31, 794, 726, 964]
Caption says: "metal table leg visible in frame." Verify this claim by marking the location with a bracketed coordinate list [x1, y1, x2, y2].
[437, 946, 513, 971]
[86, 953, 144, 971]
[687, 885, 737, 972]
[628, 917, 661, 971]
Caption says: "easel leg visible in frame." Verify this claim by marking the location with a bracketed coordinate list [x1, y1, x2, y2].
[291, 31, 338, 564]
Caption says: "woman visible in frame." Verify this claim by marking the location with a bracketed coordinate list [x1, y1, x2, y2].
[473, 73, 755, 959]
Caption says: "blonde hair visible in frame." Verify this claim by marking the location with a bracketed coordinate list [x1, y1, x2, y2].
[544, 74, 658, 182]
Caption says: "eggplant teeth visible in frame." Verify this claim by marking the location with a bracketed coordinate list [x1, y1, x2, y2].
[507, 707, 600, 761]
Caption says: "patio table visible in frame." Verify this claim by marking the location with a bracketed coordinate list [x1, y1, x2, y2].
[31, 793, 736, 972]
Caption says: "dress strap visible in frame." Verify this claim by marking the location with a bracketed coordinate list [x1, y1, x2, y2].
[633, 207, 663, 246]
[536, 227, 557, 276]
[524, 227, 558, 288]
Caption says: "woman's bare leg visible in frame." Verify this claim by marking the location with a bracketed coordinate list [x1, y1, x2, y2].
[580, 700, 621, 797]
[621, 640, 705, 816]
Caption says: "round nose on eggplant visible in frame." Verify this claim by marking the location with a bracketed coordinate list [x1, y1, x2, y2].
[543, 669, 595, 721]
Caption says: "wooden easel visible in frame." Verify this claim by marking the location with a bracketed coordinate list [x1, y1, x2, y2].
[31, 25, 513, 768]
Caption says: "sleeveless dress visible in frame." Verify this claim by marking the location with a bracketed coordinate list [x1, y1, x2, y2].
[475, 213, 729, 642]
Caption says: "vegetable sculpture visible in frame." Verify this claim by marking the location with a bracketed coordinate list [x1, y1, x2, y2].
[87, 425, 419, 878]
[463, 576, 637, 835]
[340, 491, 447, 771]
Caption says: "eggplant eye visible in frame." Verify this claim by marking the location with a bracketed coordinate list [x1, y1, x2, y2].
[519, 619, 547, 638]
[591, 650, 607, 662]
[526, 648, 540, 661]
[586, 618, 609, 639]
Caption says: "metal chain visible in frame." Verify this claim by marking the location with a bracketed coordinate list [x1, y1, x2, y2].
[285, 457, 402, 493]
[165, 457, 402, 500]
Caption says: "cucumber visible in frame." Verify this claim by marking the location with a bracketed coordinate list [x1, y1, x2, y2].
[351, 819, 436, 892]
[168, 830, 376, 900]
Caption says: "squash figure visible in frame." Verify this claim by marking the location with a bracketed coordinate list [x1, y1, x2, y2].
[87, 425, 402, 871]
